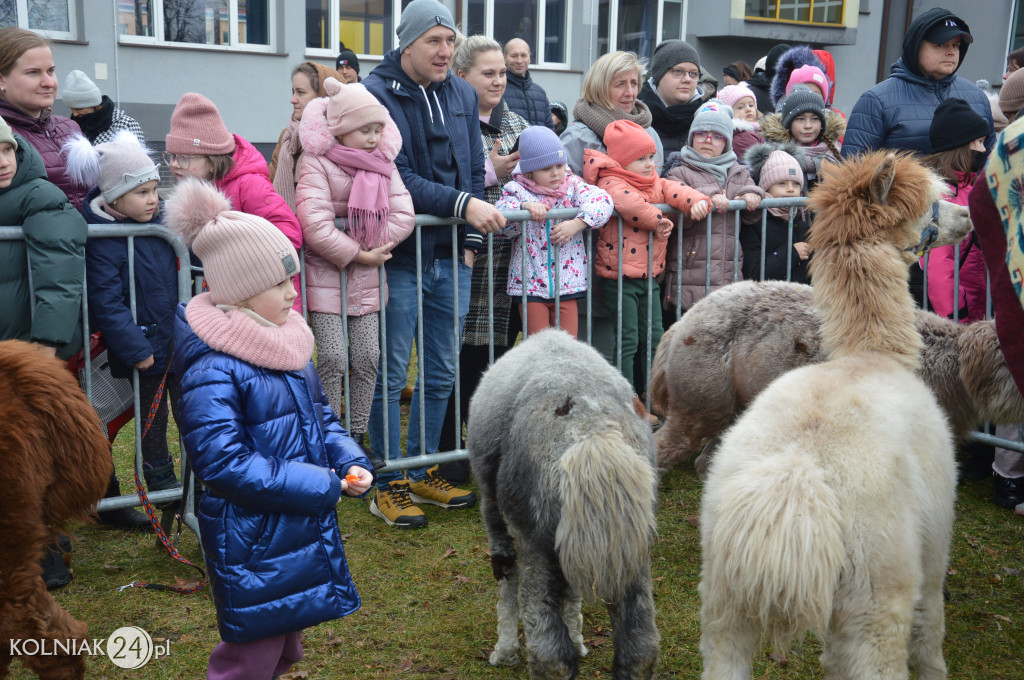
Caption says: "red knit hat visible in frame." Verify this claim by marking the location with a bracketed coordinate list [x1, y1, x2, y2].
[165, 92, 236, 156]
[603, 119, 656, 168]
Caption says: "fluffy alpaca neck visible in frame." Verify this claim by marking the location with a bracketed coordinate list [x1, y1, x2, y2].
[812, 242, 922, 370]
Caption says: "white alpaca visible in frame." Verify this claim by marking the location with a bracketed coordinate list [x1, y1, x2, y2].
[699, 152, 965, 679]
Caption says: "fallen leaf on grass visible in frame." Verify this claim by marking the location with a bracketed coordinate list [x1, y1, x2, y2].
[277, 672, 308, 679]
[340, 533, 352, 542]
[101, 564, 123, 572]
[454, 574, 471, 584]
[685, 515, 700, 528]
[993, 614, 1013, 623]
[173, 576, 203, 590]
[395, 657, 415, 672]
[442, 548, 457, 558]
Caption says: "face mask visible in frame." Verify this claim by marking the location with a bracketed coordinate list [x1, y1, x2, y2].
[969, 149, 988, 173]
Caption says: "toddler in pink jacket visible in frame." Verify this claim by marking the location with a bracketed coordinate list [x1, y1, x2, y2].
[296, 79, 415, 443]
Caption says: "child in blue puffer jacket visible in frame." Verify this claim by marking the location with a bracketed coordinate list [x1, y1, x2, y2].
[167, 177, 374, 680]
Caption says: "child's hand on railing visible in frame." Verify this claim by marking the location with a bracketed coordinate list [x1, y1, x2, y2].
[794, 242, 811, 260]
[521, 201, 549, 222]
[741, 193, 762, 211]
[655, 217, 674, 240]
[134, 355, 155, 370]
[710, 194, 731, 212]
[354, 241, 395, 267]
[550, 218, 587, 246]
[691, 199, 711, 221]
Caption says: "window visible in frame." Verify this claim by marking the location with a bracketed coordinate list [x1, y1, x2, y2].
[598, 0, 683, 62]
[0, 0, 76, 39]
[746, 0, 845, 26]
[307, 0, 396, 55]
[488, 0, 569, 65]
[118, 0, 273, 49]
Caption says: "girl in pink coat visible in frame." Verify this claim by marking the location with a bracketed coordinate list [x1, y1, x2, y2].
[921, 98, 988, 322]
[296, 79, 415, 443]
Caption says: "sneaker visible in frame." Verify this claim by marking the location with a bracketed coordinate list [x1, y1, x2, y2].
[40, 542, 72, 590]
[992, 473, 1024, 509]
[370, 481, 428, 528]
[407, 466, 477, 509]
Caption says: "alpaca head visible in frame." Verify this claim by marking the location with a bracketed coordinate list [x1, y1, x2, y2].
[806, 152, 972, 264]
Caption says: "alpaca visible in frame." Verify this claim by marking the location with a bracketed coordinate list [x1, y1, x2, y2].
[467, 329, 659, 680]
[651, 281, 1024, 477]
[699, 152, 964, 679]
[0, 341, 113, 680]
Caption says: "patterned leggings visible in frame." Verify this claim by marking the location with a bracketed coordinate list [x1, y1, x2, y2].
[309, 311, 379, 436]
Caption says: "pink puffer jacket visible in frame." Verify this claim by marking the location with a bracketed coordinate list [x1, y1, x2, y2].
[295, 97, 414, 316]
[922, 173, 986, 322]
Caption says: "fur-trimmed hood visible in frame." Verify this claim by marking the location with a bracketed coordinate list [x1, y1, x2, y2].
[770, 45, 826, 109]
[733, 118, 760, 133]
[298, 96, 402, 161]
[744, 141, 808, 187]
[760, 108, 846, 145]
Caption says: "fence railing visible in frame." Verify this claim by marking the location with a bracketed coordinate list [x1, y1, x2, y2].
[2, 196, 1021, 544]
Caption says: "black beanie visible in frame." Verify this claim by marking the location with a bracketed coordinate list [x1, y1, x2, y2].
[336, 48, 360, 75]
[764, 44, 792, 78]
[929, 98, 989, 152]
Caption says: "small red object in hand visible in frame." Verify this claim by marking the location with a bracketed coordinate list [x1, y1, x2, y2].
[346, 473, 359, 484]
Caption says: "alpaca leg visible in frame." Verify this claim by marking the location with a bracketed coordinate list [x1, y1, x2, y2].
[699, 582, 759, 680]
[519, 554, 577, 680]
[908, 572, 949, 679]
[821, 590, 915, 680]
[490, 567, 522, 666]
[561, 594, 588, 658]
[17, 587, 88, 680]
[606, 570, 659, 680]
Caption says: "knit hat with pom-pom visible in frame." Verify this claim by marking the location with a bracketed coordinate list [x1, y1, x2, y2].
[325, 78, 388, 138]
[166, 93, 235, 156]
[166, 178, 299, 305]
[688, 99, 735, 151]
[745, 141, 806, 190]
[63, 130, 159, 203]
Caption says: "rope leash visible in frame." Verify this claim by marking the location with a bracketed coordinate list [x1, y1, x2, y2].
[119, 364, 207, 594]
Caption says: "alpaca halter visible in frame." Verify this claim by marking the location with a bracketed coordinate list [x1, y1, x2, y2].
[905, 202, 941, 258]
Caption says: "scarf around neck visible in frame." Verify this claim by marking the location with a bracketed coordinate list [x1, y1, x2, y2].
[324, 143, 392, 248]
[597, 164, 658, 190]
[572, 98, 653, 140]
[73, 96, 115, 144]
[676, 146, 736, 186]
[271, 118, 301, 211]
[185, 292, 314, 371]
[513, 171, 571, 209]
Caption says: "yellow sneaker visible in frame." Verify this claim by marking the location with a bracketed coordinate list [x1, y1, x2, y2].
[407, 466, 477, 509]
[369, 480, 428, 528]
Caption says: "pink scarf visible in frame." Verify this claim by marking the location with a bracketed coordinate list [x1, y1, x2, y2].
[324, 143, 392, 248]
[185, 293, 314, 371]
[513, 172, 571, 209]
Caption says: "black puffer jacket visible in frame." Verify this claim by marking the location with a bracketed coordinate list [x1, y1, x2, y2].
[504, 69, 555, 130]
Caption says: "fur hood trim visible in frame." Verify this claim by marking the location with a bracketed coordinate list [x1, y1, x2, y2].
[298, 96, 402, 161]
[770, 45, 825, 108]
[164, 177, 233, 247]
[733, 118, 760, 133]
[760, 109, 846, 145]
[744, 141, 808, 187]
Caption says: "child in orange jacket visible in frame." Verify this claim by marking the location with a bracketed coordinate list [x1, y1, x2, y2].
[582, 119, 710, 399]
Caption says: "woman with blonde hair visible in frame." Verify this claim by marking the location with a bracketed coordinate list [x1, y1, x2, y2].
[560, 50, 664, 176]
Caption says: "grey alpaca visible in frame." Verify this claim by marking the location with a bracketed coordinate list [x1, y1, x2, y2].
[467, 329, 660, 680]
[651, 280, 1024, 477]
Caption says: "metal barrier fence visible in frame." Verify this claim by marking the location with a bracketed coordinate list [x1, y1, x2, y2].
[2, 196, 1021, 541]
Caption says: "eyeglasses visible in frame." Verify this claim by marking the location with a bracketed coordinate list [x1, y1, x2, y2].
[695, 131, 727, 143]
[669, 68, 700, 80]
[162, 152, 195, 168]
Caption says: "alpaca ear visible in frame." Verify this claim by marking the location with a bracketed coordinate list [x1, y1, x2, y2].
[869, 153, 897, 207]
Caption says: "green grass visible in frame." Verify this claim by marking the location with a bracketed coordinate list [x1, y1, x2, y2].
[11, 425, 1024, 679]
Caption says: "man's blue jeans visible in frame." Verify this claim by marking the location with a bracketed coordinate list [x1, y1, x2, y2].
[369, 257, 470, 487]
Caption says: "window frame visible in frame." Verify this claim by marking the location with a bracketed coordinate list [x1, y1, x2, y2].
[601, 0, 684, 62]
[117, 0, 277, 53]
[744, 0, 846, 27]
[4, 0, 78, 41]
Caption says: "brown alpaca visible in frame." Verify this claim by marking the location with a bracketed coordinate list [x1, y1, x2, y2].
[651, 281, 1024, 476]
[0, 340, 112, 680]
[699, 152, 964, 678]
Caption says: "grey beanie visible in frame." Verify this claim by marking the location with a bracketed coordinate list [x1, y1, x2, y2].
[688, 99, 735, 152]
[650, 40, 701, 87]
[63, 69, 102, 109]
[780, 86, 826, 130]
[397, 0, 457, 53]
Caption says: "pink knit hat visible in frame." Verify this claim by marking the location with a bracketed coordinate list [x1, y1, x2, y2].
[758, 149, 804, 191]
[325, 78, 387, 138]
[786, 65, 830, 104]
[717, 83, 757, 111]
[604, 119, 656, 168]
[166, 178, 299, 305]
[165, 93, 236, 156]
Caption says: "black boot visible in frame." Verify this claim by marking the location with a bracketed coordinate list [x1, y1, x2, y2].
[97, 473, 153, 532]
[40, 539, 72, 590]
[144, 460, 182, 535]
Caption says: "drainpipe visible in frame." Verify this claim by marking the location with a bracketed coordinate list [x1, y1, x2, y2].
[876, 0, 892, 84]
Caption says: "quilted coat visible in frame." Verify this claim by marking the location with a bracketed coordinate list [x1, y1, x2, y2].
[504, 69, 555, 130]
[494, 172, 613, 297]
[82, 187, 178, 378]
[582, 148, 709, 280]
[0, 98, 87, 208]
[662, 154, 763, 310]
[923, 173, 986, 321]
[0, 133, 86, 357]
[295, 97, 415, 316]
[172, 303, 370, 643]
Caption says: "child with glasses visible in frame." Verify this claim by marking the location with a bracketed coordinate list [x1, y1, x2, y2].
[165, 93, 303, 306]
[662, 99, 763, 317]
